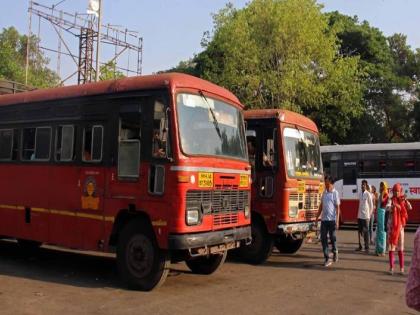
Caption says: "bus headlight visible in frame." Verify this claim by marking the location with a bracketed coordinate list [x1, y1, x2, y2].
[186, 209, 200, 225]
[244, 205, 250, 219]
[289, 205, 298, 218]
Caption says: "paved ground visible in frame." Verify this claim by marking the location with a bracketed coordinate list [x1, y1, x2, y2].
[0, 229, 417, 315]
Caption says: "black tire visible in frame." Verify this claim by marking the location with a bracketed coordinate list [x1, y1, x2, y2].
[17, 239, 42, 251]
[236, 217, 273, 264]
[275, 235, 304, 254]
[117, 220, 170, 291]
[185, 251, 227, 275]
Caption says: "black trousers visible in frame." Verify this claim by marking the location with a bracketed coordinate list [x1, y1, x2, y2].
[357, 218, 370, 250]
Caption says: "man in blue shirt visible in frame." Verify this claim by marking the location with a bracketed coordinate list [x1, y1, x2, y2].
[316, 175, 341, 267]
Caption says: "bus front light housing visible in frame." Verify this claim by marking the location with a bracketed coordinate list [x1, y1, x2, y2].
[289, 205, 298, 218]
[186, 209, 200, 226]
[244, 205, 250, 219]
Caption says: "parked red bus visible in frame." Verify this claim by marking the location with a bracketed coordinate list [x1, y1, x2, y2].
[0, 73, 251, 290]
[239, 109, 323, 264]
[321, 143, 420, 224]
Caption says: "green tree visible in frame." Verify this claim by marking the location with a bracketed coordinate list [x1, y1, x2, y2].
[172, 0, 364, 144]
[327, 13, 420, 143]
[0, 27, 59, 88]
[99, 61, 125, 81]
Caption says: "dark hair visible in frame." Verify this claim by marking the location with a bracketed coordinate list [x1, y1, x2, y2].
[324, 174, 334, 183]
[362, 179, 368, 185]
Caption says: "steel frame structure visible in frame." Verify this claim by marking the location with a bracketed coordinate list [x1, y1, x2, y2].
[26, 0, 143, 85]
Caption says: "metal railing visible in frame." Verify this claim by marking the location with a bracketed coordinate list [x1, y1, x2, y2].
[0, 80, 33, 95]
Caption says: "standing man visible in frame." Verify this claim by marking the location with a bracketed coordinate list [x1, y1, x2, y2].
[356, 180, 374, 253]
[316, 175, 340, 267]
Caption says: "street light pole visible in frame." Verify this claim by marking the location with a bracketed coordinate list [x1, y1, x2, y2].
[95, 0, 102, 82]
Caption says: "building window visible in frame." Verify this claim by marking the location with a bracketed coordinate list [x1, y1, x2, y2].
[83, 125, 103, 162]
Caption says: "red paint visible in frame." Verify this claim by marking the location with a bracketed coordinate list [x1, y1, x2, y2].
[0, 73, 250, 253]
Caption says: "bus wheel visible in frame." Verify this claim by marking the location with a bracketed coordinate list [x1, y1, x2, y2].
[185, 251, 227, 275]
[236, 218, 273, 264]
[275, 235, 303, 254]
[17, 239, 42, 252]
[117, 220, 170, 291]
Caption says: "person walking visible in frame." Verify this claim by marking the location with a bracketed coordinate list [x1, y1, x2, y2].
[387, 183, 411, 275]
[356, 180, 373, 253]
[370, 185, 379, 245]
[315, 175, 340, 267]
[406, 226, 420, 311]
[375, 181, 389, 256]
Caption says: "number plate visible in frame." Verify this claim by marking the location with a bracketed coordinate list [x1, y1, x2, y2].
[198, 172, 213, 188]
[239, 174, 249, 187]
[297, 180, 305, 193]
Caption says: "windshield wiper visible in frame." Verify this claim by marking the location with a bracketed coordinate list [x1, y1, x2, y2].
[199, 90, 222, 141]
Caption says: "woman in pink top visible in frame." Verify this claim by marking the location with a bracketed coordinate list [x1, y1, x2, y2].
[406, 227, 420, 311]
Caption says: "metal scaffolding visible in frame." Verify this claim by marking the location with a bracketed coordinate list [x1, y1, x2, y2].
[25, 0, 143, 85]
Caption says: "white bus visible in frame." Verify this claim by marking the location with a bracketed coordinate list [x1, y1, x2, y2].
[321, 143, 420, 224]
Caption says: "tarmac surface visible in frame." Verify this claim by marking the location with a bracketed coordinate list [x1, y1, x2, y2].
[0, 229, 417, 315]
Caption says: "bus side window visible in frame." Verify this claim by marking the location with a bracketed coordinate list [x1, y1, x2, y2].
[152, 100, 169, 159]
[118, 115, 141, 178]
[83, 125, 103, 162]
[0, 129, 13, 160]
[55, 125, 75, 162]
[261, 128, 277, 168]
[22, 127, 51, 161]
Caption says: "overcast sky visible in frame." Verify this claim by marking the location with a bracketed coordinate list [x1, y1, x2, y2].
[1, 0, 419, 84]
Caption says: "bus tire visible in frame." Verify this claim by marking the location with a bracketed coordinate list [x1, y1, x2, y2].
[275, 235, 303, 254]
[185, 251, 227, 275]
[17, 239, 42, 252]
[117, 220, 170, 291]
[236, 218, 273, 264]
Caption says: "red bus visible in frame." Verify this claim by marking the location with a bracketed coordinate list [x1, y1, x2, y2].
[238, 109, 323, 264]
[0, 73, 251, 290]
[321, 143, 420, 224]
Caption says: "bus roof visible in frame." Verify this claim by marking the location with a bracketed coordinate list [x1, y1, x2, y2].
[244, 109, 318, 132]
[0, 73, 242, 107]
[321, 142, 420, 153]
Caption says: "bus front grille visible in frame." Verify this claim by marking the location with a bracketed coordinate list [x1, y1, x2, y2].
[186, 190, 250, 215]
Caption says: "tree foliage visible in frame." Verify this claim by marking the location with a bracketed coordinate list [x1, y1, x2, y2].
[172, 0, 364, 144]
[170, 1, 420, 144]
[327, 12, 420, 143]
[0, 27, 59, 88]
[99, 61, 125, 81]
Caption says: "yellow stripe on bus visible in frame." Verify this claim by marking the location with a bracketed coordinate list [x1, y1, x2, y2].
[0, 205, 115, 223]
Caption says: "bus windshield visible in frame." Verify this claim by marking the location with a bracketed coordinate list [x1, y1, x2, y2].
[176, 93, 247, 160]
[283, 127, 322, 178]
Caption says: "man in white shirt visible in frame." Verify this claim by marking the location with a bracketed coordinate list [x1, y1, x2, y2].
[356, 180, 374, 252]
[316, 175, 340, 267]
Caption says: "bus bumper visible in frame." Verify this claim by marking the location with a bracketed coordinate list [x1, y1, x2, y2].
[277, 222, 316, 235]
[168, 226, 251, 256]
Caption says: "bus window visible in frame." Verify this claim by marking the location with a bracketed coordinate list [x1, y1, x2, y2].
[262, 128, 277, 168]
[343, 162, 357, 185]
[35, 127, 52, 160]
[118, 115, 141, 178]
[152, 100, 169, 159]
[83, 125, 103, 162]
[0, 129, 13, 160]
[22, 127, 51, 161]
[387, 150, 415, 174]
[55, 125, 75, 162]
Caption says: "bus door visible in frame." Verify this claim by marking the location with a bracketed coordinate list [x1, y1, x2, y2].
[78, 123, 106, 250]
[107, 101, 142, 206]
[249, 123, 278, 231]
